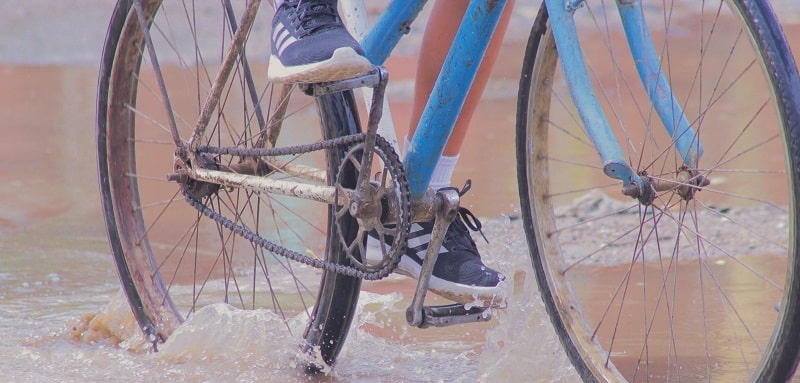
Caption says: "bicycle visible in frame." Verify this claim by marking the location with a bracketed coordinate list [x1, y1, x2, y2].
[96, 0, 800, 381]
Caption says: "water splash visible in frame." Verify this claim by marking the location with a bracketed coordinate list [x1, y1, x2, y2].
[68, 290, 146, 351]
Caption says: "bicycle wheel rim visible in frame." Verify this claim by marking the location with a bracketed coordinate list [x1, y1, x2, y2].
[517, 1, 800, 381]
[97, 0, 361, 367]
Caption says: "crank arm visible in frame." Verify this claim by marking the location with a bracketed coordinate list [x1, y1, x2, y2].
[406, 188, 458, 327]
[405, 188, 494, 328]
[304, 67, 393, 226]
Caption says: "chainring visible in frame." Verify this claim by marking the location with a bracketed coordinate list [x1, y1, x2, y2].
[333, 136, 410, 278]
[184, 133, 409, 280]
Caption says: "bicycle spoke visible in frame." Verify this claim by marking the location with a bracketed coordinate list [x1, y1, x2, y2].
[519, 1, 798, 380]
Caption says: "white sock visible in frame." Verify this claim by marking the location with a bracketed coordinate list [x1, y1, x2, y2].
[405, 135, 460, 191]
[402, 135, 412, 159]
[429, 154, 460, 191]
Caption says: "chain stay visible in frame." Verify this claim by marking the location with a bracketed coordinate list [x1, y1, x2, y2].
[186, 133, 405, 280]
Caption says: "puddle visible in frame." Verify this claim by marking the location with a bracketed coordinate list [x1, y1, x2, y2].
[1, 1, 800, 382]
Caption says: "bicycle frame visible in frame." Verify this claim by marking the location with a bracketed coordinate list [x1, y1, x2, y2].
[545, 0, 703, 202]
[358, 0, 509, 199]
[355, 0, 704, 202]
[180, 0, 705, 209]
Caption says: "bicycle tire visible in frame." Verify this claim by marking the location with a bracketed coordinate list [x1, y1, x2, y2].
[97, 0, 364, 368]
[517, 1, 800, 382]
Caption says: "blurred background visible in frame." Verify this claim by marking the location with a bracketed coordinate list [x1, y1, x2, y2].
[0, 1, 798, 382]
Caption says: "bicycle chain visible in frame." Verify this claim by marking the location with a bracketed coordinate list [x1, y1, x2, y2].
[186, 133, 408, 281]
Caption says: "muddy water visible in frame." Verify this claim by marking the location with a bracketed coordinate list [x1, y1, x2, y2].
[571, 254, 788, 382]
[2, 1, 800, 383]
[0, 2, 568, 382]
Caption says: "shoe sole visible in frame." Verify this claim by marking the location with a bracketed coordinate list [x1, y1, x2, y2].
[366, 237, 508, 308]
[268, 47, 372, 84]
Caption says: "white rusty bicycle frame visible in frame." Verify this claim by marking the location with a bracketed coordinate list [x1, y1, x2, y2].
[178, 0, 379, 207]
[176, 0, 397, 208]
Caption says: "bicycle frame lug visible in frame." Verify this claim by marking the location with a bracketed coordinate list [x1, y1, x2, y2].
[406, 188, 460, 327]
[409, 188, 438, 223]
[603, 161, 632, 181]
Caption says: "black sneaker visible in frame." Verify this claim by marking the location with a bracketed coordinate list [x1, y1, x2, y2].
[367, 184, 507, 308]
[269, 0, 372, 83]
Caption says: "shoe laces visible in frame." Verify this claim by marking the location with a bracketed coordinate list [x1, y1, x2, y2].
[282, 0, 342, 37]
[438, 180, 489, 252]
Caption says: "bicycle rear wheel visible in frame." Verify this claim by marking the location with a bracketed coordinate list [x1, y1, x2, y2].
[97, 0, 373, 368]
[517, 1, 800, 381]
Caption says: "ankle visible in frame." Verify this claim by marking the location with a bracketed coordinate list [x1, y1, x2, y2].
[402, 135, 461, 191]
[428, 154, 460, 191]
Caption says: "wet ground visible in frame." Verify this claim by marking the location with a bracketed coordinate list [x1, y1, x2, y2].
[2, 1, 800, 382]
[0, 2, 572, 382]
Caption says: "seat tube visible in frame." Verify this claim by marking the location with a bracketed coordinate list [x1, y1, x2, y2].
[403, 0, 508, 200]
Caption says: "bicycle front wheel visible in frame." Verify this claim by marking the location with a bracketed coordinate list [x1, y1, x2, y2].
[97, 0, 374, 368]
[517, 1, 800, 382]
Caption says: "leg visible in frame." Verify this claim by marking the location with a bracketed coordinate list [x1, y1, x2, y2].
[366, 0, 515, 308]
[405, 0, 514, 192]
[408, 0, 514, 158]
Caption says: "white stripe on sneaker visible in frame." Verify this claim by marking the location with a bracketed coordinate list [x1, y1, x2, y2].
[407, 233, 431, 251]
[277, 35, 297, 56]
[271, 23, 281, 40]
[272, 23, 297, 56]
[364, 225, 507, 308]
[406, 224, 448, 259]
[274, 28, 289, 47]
[271, 23, 285, 45]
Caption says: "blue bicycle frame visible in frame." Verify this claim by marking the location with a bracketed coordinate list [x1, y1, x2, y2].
[358, 0, 703, 202]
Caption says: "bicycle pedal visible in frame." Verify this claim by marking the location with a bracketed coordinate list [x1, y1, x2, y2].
[411, 303, 492, 329]
[301, 67, 386, 97]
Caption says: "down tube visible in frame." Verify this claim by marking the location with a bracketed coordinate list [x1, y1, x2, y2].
[403, 0, 508, 199]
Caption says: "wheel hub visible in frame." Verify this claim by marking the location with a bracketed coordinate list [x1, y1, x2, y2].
[167, 152, 221, 200]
